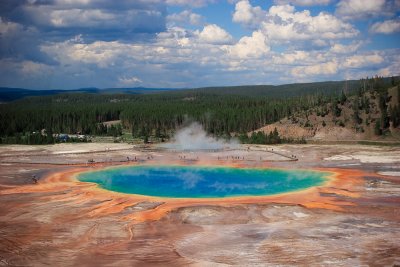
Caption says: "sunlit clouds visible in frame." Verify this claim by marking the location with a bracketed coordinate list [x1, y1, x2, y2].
[0, 0, 399, 89]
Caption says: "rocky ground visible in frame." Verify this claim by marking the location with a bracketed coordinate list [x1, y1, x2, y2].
[0, 143, 399, 266]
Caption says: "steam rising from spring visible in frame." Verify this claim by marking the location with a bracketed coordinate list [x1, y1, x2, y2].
[163, 122, 239, 151]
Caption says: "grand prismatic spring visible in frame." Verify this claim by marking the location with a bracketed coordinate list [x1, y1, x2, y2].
[78, 165, 329, 198]
[1, 144, 399, 266]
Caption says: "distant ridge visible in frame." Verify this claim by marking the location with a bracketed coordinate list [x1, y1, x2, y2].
[165, 77, 396, 98]
[182, 78, 392, 98]
[0, 76, 397, 102]
[0, 87, 178, 102]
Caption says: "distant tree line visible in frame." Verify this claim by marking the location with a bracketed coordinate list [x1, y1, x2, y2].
[238, 128, 306, 145]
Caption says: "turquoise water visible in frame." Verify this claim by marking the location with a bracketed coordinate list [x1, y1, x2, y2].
[77, 165, 329, 198]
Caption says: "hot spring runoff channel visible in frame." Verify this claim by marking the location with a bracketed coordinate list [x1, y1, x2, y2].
[78, 165, 329, 198]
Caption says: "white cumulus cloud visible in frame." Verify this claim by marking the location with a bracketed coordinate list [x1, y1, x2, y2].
[291, 60, 338, 77]
[370, 19, 400, 34]
[342, 54, 384, 68]
[226, 31, 270, 59]
[195, 24, 233, 45]
[272, 50, 309, 64]
[261, 5, 359, 42]
[232, 0, 266, 29]
[336, 0, 389, 20]
[330, 42, 362, 54]
[232, 2, 359, 44]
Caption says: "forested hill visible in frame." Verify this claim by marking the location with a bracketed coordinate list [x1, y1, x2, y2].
[249, 84, 400, 143]
[0, 76, 399, 145]
[1, 77, 397, 102]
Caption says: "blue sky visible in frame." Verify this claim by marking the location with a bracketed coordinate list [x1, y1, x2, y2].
[0, 0, 399, 89]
